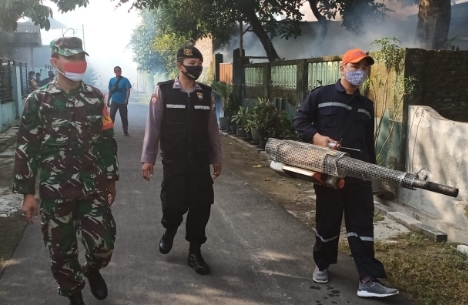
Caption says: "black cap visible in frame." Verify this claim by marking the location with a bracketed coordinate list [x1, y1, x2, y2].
[177, 46, 203, 62]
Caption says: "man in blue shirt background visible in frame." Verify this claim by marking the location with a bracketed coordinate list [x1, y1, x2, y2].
[108, 66, 132, 136]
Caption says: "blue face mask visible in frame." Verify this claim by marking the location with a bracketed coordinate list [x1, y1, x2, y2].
[345, 69, 368, 87]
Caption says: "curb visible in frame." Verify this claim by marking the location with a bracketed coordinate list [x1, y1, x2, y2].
[374, 199, 447, 242]
[220, 129, 448, 243]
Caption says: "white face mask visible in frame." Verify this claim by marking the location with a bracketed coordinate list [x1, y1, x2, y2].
[57, 69, 86, 82]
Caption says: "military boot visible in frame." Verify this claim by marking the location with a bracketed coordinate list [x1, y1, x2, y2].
[159, 228, 177, 254]
[82, 263, 108, 300]
[187, 243, 211, 275]
[68, 291, 85, 305]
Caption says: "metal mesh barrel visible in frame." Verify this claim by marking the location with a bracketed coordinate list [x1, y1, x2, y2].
[266, 138, 417, 189]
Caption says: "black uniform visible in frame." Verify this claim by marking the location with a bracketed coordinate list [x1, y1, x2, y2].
[158, 80, 214, 245]
[293, 80, 387, 279]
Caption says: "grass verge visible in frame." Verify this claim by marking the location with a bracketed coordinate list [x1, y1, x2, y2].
[339, 232, 468, 305]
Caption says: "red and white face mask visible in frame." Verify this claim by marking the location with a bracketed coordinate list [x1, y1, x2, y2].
[57, 61, 88, 82]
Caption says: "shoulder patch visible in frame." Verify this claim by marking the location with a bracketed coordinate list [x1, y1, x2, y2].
[151, 85, 159, 105]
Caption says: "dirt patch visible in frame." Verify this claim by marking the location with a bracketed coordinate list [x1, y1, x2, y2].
[221, 134, 317, 227]
[0, 211, 26, 276]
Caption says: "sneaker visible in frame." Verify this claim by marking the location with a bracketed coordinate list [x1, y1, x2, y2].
[313, 266, 328, 283]
[124, 132, 129, 136]
[357, 279, 399, 298]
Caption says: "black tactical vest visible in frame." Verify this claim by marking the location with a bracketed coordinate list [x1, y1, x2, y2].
[159, 80, 212, 155]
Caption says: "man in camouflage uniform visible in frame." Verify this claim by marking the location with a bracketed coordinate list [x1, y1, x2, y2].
[12, 37, 119, 305]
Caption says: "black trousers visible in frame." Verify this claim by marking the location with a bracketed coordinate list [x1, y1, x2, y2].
[110, 103, 128, 133]
[313, 178, 387, 279]
[160, 156, 214, 245]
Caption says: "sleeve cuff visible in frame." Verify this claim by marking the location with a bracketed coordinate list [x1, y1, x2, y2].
[12, 181, 36, 195]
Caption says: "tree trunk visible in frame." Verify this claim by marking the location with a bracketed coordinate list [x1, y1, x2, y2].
[307, 0, 328, 41]
[245, 8, 281, 62]
[416, 0, 451, 49]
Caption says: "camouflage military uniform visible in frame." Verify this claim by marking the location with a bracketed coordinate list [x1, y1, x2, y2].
[12, 40, 119, 297]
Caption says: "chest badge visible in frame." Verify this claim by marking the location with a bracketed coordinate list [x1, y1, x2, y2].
[197, 92, 203, 101]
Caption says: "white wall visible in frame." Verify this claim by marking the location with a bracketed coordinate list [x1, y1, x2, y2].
[399, 106, 468, 243]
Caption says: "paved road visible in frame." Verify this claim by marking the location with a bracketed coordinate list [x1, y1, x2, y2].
[0, 103, 413, 305]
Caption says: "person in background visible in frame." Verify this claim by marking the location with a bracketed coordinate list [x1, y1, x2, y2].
[108, 66, 132, 136]
[41, 70, 55, 86]
[35, 72, 42, 85]
[28, 71, 39, 93]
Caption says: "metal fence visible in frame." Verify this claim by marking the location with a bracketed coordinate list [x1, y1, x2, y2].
[17, 61, 28, 97]
[271, 64, 297, 89]
[245, 66, 264, 86]
[308, 61, 341, 90]
[0, 59, 14, 103]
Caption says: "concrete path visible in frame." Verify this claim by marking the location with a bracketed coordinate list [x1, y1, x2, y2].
[0, 103, 414, 305]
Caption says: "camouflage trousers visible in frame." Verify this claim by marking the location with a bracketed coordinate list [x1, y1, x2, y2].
[40, 192, 116, 297]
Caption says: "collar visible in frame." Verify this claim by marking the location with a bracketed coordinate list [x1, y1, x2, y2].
[173, 77, 202, 90]
[48, 80, 94, 94]
[335, 79, 361, 95]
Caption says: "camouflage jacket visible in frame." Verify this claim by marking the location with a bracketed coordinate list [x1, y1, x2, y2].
[12, 81, 119, 199]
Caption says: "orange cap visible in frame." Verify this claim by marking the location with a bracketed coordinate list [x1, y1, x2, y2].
[341, 48, 374, 66]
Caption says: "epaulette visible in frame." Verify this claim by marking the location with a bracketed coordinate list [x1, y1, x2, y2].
[157, 80, 174, 87]
[198, 82, 212, 91]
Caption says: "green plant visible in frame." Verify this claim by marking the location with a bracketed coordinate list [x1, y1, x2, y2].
[252, 97, 278, 135]
[369, 37, 418, 166]
[211, 81, 231, 102]
[276, 111, 298, 140]
[223, 91, 240, 119]
[231, 106, 251, 127]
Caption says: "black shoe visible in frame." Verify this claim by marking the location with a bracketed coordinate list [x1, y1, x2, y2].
[159, 229, 177, 254]
[68, 291, 85, 305]
[124, 131, 129, 136]
[82, 263, 108, 300]
[188, 246, 211, 275]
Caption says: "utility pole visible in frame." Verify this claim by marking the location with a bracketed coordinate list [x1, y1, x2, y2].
[239, 20, 244, 58]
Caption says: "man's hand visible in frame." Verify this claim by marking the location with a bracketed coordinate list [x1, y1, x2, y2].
[142, 163, 154, 181]
[108, 180, 117, 206]
[313, 133, 336, 147]
[125, 99, 129, 105]
[22, 194, 38, 224]
[213, 163, 222, 179]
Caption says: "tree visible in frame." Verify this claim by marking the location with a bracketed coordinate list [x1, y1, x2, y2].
[0, 0, 90, 31]
[120, 0, 304, 62]
[396, 0, 451, 49]
[153, 33, 191, 78]
[415, 0, 451, 49]
[316, 0, 389, 33]
[128, 10, 168, 74]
